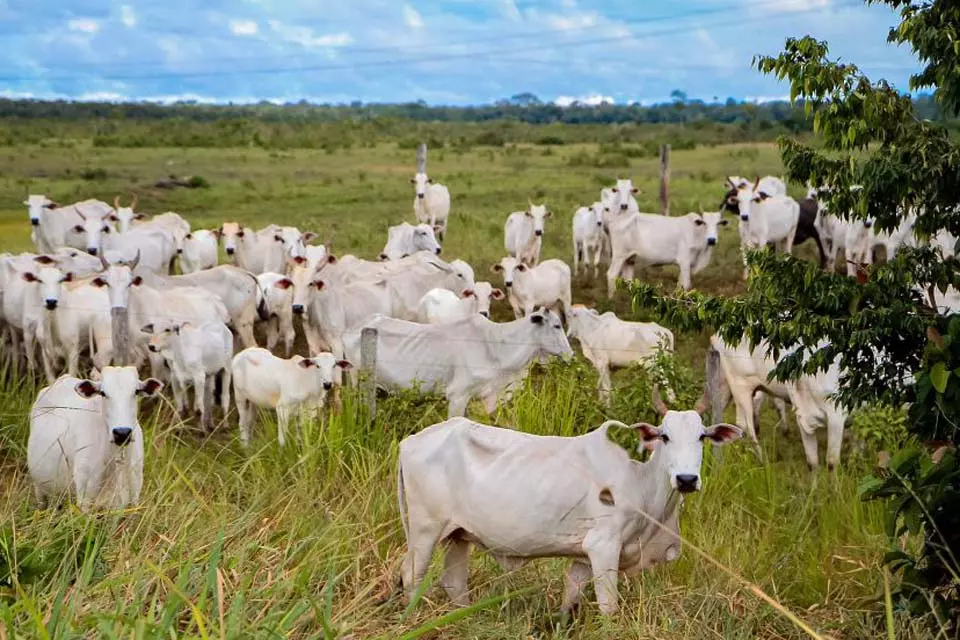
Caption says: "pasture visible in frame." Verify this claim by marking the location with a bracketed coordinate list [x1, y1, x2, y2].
[0, 140, 908, 638]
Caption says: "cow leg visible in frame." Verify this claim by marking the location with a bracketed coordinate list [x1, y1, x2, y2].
[606, 258, 625, 298]
[237, 397, 253, 448]
[441, 538, 471, 606]
[23, 327, 38, 375]
[560, 560, 592, 615]
[799, 425, 820, 471]
[265, 318, 279, 352]
[583, 531, 621, 616]
[276, 404, 293, 448]
[730, 383, 762, 459]
[597, 363, 612, 406]
[40, 339, 58, 384]
[573, 240, 581, 276]
[401, 522, 443, 603]
[198, 373, 212, 431]
[678, 259, 692, 290]
[447, 392, 469, 418]
[303, 322, 323, 357]
[237, 322, 258, 350]
[773, 397, 789, 434]
[480, 389, 499, 415]
[825, 410, 845, 473]
[812, 230, 827, 269]
[220, 367, 232, 418]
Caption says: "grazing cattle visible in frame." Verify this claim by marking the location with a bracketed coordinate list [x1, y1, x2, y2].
[380, 222, 442, 261]
[605, 210, 727, 296]
[144, 320, 233, 430]
[729, 177, 800, 280]
[492, 257, 571, 320]
[395, 388, 742, 614]
[24, 195, 59, 252]
[232, 348, 351, 448]
[178, 230, 220, 273]
[411, 172, 451, 241]
[27, 366, 162, 511]
[34, 199, 111, 254]
[572, 203, 605, 277]
[504, 203, 552, 266]
[143, 265, 259, 348]
[416, 282, 505, 324]
[255, 272, 296, 356]
[566, 305, 674, 404]
[343, 309, 573, 416]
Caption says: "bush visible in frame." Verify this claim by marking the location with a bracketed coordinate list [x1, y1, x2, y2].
[536, 135, 565, 146]
[473, 130, 505, 147]
[80, 167, 107, 181]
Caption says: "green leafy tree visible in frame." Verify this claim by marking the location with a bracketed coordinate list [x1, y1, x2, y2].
[631, 0, 960, 627]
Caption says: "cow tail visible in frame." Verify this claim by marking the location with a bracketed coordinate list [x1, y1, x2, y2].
[396, 456, 409, 541]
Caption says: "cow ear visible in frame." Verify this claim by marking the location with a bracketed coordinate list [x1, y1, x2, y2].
[490, 264, 503, 273]
[530, 313, 544, 325]
[60, 272, 73, 282]
[720, 219, 729, 226]
[33, 255, 57, 265]
[726, 195, 738, 206]
[184, 232, 192, 240]
[298, 358, 316, 369]
[461, 289, 475, 298]
[313, 280, 326, 290]
[326, 254, 337, 264]
[141, 323, 154, 334]
[276, 278, 293, 290]
[515, 263, 527, 272]
[21, 272, 38, 283]
[91, 277, 108, 288]
[302, 232, 317, 244]
[379, 253, 389, 261]
[134, 213, 147, 221]
[631, 187, 639, 194]
[75, 380, 103, 398]
[336, 359, 353, 370]
[409, 178, 416, 184]
[702, 424, 743, 445]
[632, 423, 663, 451]
[491, 288, 505, 300]
[544, 210, 553, 218]
[139, 378, 164, 396]
[131, 276, 143, 286]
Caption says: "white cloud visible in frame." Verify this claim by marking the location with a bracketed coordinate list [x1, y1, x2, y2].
[499, 0, 522, 22]
[67, 18, 99, 33]
[743, 94, 791, 103]
[267, 21, 353, 49]
[230, 20, 259, 36]
[764, 0, 830, 13]
[77, 91, 128, 102]
[120, 6, 136, 28]
[561, 0, 577, 7]
[403, 5, 424, 29]
[554, 94, 613, 107]
[545, 12, 598, 31]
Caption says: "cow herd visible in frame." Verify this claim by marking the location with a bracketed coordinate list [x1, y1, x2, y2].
[3, 169, 952, 615]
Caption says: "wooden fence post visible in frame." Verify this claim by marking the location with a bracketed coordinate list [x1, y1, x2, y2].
[360, 327, 378, 425]
[659, 144, 671, 216]
[416, 143, 427, 174]
[111, 307, 129, 366]
[704, 346, 726, 460]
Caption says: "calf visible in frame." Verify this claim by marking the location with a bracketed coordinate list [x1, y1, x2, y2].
[178, 229, 220, 273]
[605, 210, 727, 296]
[492, 257, 571, 320]
[572, 203, 605, 277]
[504, 202, 552, 266]
[256, 272, 296, 356]
[344, 309, 572, 417]
[380, 222, 442, 261]
[28, 366, 162, 511]
[411, 172, 451, 241]
[566, 305, 674, 404]
[396, 387, 741, 615]
[416, 282, 505, 324]
[232, 348, 352, 448]
[145, 320, 233, 430]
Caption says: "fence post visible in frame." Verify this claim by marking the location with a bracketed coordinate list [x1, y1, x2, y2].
[704, 346, 725, 460]
[416, 143, 427, 173]
[111, 307, 129, 366]
[659, 144, 671, 216]
[360, 327, 378, 426]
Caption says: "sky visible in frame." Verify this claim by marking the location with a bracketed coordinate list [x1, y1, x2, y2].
[0, 0, 925, 106]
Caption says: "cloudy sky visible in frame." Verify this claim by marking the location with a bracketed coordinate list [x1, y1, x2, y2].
[0, 0, 923, 105]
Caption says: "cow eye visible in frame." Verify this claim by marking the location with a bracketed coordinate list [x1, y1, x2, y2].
[694, 219, 704, 226]
[660, 434, 670, 444]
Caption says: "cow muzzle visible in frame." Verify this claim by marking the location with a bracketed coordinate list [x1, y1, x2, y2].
[864, 221, 873, 228]
[675, 474, 700, 494]
[87, 248, 98, 256]
[30, 218, 40, 226]
[322, 381, 333, 390]
[148, 344, 158, 353]
[435, 247, 442, 255]
[44, 299, 58, 310]
[706, 237, 717, 246]
[739, 215, 749, 222]
[479, 311, 489, 318]
[534, 230, 543, 237]
[225, 247, 235, 256]
[505, 281, 512, 288]
[620, 204, 628, 211]
[176, 248, 183, 255]
[292, 304, 305, 315]
[417, 193, 425, 199]
[112, 427, 133, 446]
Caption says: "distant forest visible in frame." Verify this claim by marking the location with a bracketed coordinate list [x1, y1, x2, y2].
[0, 94, 951, 149]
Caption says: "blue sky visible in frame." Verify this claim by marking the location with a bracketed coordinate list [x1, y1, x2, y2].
[0, 0, 923, 105]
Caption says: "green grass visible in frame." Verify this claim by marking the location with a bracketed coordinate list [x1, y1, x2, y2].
[0, 140, 921, 638]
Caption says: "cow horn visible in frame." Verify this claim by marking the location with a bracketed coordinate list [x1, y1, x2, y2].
[694, 390, 710, 416]
[129, 249, 141, 272]
[130, 192, 138, 210]
[113, 195, 121, 210]
[651, 384, 669, 417]
[753, 175, 761, 191]
[99, 252, 110, 270]
[74, 206, 86, 221]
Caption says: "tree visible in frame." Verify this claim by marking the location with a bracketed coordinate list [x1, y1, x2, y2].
[631, 0, 960, 627]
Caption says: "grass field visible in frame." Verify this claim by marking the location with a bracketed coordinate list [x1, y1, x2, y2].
[0, 140, 917, 638]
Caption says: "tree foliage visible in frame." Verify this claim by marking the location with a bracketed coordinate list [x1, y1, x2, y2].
[631, 0, 960, 626]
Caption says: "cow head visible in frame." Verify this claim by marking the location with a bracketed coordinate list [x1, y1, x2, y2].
[491, 256, 527, 288]
[273, 226, 308, 260]
[411, 172, 432, 199]
[470, 281, 503, 318]
[610, 178, 640, 212]
[24, 194, 57, 227]
[412, 224, 442, 255]
[528, 307, 574, 361]
[21, 257, 71, 311]
[219, 222, 245, 257]
[74, 366, 162, 447]
[691, 211, 728, 247]
[90, 251, 142, 309]
[288, 253, 336, 315]
[629, 386, 742, 493]
[297, 352, 352, 391]
[73, 203, 116, 256]
[588, 202, 606, 228]
[524, 202, 552, 237]
[565, 304, 601, 339]
[728, 176, 769, 223]
[111, 194, 144, 233]
[142, 320, 186, 353]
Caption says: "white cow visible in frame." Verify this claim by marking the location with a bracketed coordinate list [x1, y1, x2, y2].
[416, 282, 504, 324]
[24, 194, 60, 252]
[381, 258, 476, 321]
[144, 320, 233, 430]
[39, 271, 115, 381]
[604, 178, 641, 213]
[178, 230, 220, 273]
[396, 392, 742, 614]
[820, 215, 874, 275]
[232, 348, 352, 448]
[343, 309, 573, 416]
[104, 226, 179, 276]
[411, 172, 451, 241]
[10, 255, 68, 375]
[27, 199, 108, 254]
[380, 222, 442, 261]
[492, 257, 571, 320]
[218, 223, 315, 274]
[256, 272, 296, 356]
[572, 203, 605, 277]
[28, 367, 163, 511]
[504, 203, 552, 266]
[566, 305, 675, 404]
[729, 178, 800, 280]
[52, 248, 107, 277]
[605, 210, 727, 296]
